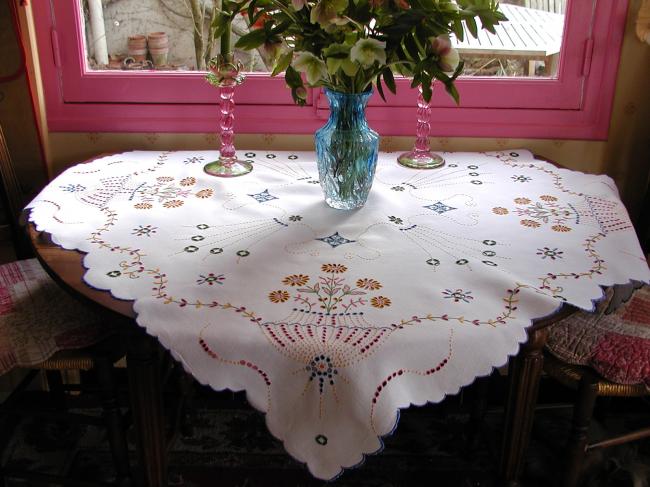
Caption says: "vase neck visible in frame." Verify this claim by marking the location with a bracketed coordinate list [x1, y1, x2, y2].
[325, 89, 371, 130]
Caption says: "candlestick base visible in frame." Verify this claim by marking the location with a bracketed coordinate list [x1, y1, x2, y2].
[397, 150, 445, 169]
[204, 157, 253, 177]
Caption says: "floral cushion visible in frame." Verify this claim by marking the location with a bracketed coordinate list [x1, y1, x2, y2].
[546, 283, 650, 386]
[0, 258, 110, 375]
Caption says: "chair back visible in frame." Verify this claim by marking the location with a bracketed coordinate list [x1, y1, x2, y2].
[0, 124, 33, 259]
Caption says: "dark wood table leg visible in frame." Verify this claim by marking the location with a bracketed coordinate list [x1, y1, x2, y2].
[127, 331, 167, 487]
[499, 327, 549, 487]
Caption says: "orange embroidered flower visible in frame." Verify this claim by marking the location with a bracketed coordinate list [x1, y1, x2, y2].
[134, 203, 153, 209]
[283, 274, 309, 286]
[180, 177, 197, 186]
[514, 197, 531, 205]
[268, 290, 289, 303]
[156, 176, 174, 182]
[321, 264, 347, 274]
[356, 278, 382, 290]
[371, 296, 391, 308]
[195, 189, 214, 199]
[520, 219, 540, 228]
[551, 224, 572, 232]
[492, 207, 509, 215]
[540, 195, 558, 202]
[163, 199, 184, 208]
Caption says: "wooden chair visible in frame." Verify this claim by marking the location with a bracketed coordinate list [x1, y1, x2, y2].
[0, 125, 131, 486]
[545, 280, 650, 487]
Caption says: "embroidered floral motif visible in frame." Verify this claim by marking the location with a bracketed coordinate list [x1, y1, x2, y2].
[316, 232, 356, 248]
[183, 156, 204, 164]
[269, 290, 290, 303]
[289, 215, 302, 222]
[307, 355, 338, 394]
[511, 175, 531, 183]
[371, 296, 391, 308]
[192, 190, 213, 201]
[423, 202, 456, 214]
[283, 274, 310, 286]
[156, 176, 174, 183]
[537, 247, 564, 260]
[540, 195, 558, 202]
[388, 216, 403, 225]
[356, 278, 382, 290]
[60, 184, 86, 193]
[321, 264, 347, 274]
[520, 219, 541, 228]
[197, 273, 225, 286]
[249, 189, 278, 203]
[134, 203, 153, 209]
[180, 177, 196, 186]
[163, 199, 184, 208]
[132, 225, 157, 237]
[492, 207, 509, 215]
[551, 224, 572, 233]
[514, 197, 531, 204]
[391, 186, 405, 191]
[442, 288, 474, 303]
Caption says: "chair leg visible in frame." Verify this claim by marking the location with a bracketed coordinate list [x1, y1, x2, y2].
[563, 371, 599, 487]
[95, 355, 131, 486]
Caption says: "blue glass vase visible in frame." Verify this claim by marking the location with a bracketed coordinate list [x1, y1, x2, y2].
[315, 89, 379, 210]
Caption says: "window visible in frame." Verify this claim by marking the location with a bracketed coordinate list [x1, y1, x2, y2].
[33, 0, 628, 138]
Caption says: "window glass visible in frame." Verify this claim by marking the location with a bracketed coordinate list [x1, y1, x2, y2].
[82, 0, 269, 72]
[84, 0, 565, 77]
[456, 0, 565, 78]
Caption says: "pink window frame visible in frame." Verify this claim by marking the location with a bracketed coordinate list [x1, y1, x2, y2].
[33, 0, 628, 139]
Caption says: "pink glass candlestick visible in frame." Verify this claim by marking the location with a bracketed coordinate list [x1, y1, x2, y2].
[204, 55, 252, 177]
[397, 86, 445, 169]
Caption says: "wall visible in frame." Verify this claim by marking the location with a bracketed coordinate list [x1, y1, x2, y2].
[15, 1, 650, 219]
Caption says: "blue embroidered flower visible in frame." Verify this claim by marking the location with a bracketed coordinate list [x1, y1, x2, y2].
[60, 184, 86, 193]
[442, 288, 474, 303]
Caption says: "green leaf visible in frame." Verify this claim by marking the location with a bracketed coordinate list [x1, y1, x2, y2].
[420, 81, 432, 103]
[234, 28, 267, 50]
[272, 50, 293, 77]
[375, 73, 386, 102]
[382, 68, 396, 94]
[465, 16, 478, 38]
[285, 64, 303, 87]
[445, 82, 460, 105]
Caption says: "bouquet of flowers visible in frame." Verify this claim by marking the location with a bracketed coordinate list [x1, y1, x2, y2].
[224, 0, 506, 103]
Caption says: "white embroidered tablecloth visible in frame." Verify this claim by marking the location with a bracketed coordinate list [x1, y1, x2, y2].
[26, 150, 650, 480]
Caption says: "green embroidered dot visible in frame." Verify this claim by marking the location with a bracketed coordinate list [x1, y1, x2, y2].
[107, 270, 121, 277]
[483, 261, 498, 266]
[469, 172, 479, 176]
[471, 180, 482, 185]
[191, 235, 204, 241]
[184, 246, 199, 253]
[266, 154, 276, 159]
[483, 240, 497, 246]
[426, 258, 440, 266]
[315, 434, 328, 446]
[196, 224, 209, 230]
[483, 250, 496, 257]
[245, 152, 256, 157]
[468, 165, 478, 169]
[236, 250, 250, 257]
[210, 248, 223, 254]
[456, 259, 469, 265]
[288, 155, 298, 160]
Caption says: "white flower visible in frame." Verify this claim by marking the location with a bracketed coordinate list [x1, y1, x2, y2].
[350, 38, 386, 68]
[439, 47, 460, 73]
[293, 51, 328, 85]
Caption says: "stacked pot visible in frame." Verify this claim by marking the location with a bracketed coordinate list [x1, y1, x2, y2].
[147, 32, 169, 66]
[127, 32, 169, 67]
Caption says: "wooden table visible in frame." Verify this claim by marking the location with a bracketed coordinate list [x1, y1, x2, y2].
[28, 221, 576, 487]
[453, 3, 565, 76]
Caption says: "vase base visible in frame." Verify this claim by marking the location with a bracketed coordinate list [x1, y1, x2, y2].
[204, 158, 253, 177]
[397, 151, 445, 169]
[325, 196, 367, 210]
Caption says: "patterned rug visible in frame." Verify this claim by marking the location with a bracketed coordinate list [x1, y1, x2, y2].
[2, 383, 649, 487]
